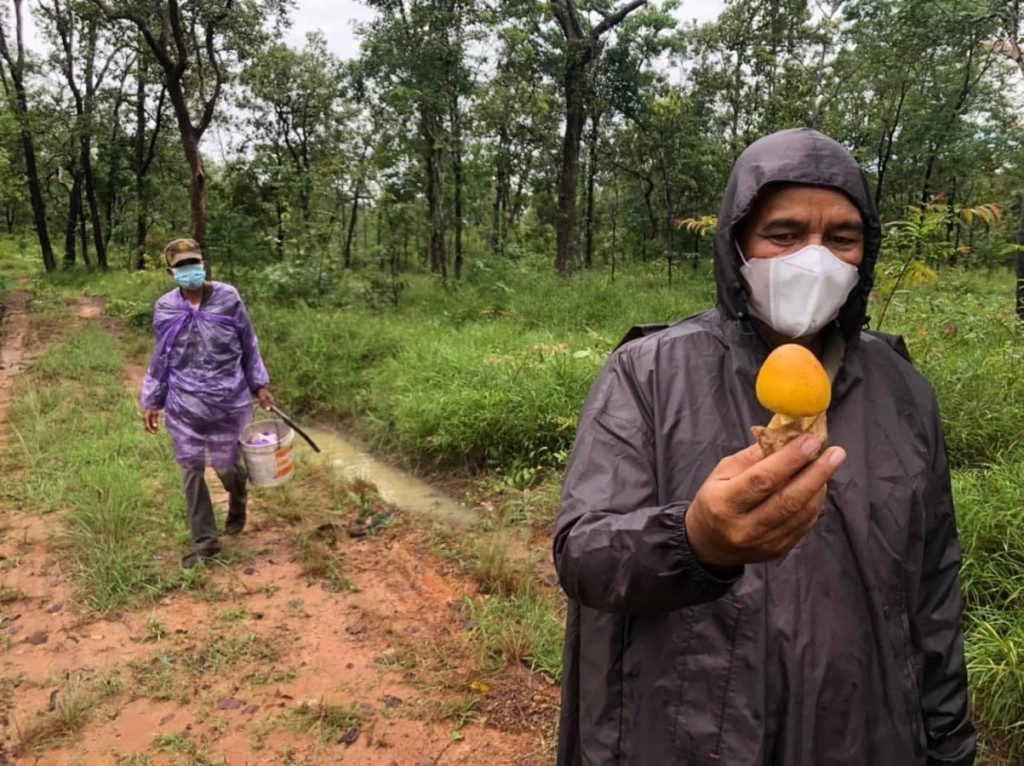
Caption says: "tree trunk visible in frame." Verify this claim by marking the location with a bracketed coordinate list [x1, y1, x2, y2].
[1017, 199, 1024, 321]
[343, 188, 359, 269]
[19, 127, 54, 270]
[132, 48, 163, 269]
[452, 101, 464, 282]
[80, 133, 106, 268]
[81, 19, 106, 269]
[450, 139, 462, 280]
[64, 172, 82, 267]
[642, 177, 657, 261]
[134, 168, 148, 269]
[556, 54, 586, 276]
[584, 111, 600, 270]
[490, 126, 510, 255]
[422, 109, 447, 280]
[182, 132, 207, 248]
[78, 193, 90, 266]
[274, 197, 285, 260]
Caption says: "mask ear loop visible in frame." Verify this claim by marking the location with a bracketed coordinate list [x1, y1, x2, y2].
[734, 242, 754, 323]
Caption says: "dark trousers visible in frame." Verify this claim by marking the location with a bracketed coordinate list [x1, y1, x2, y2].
[182, 462, 248, 553]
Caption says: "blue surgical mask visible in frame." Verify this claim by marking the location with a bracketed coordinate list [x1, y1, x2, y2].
[172, 264, 206, 291]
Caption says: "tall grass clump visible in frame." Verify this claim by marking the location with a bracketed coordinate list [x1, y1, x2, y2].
[365, 323, 605, 467]
[880, 273, 1024, 468]
[252, 303, 404, 417]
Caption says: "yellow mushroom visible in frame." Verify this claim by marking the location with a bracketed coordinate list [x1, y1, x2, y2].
[750, 344, 831, 455]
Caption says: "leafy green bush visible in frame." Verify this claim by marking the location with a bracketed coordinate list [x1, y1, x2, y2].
[365, 325, 604, 467]
[253, 303, 404, 417]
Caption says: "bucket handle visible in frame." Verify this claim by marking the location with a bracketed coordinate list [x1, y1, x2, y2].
[269, 405, 321, 453]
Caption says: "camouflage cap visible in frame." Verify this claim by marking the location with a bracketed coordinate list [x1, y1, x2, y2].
[163, 238, 203, 267]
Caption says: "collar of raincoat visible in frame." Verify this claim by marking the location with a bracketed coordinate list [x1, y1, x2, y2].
[712, 128, 883, 345]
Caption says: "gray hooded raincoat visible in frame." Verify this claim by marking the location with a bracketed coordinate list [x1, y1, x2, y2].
[554, 128, 976, 766]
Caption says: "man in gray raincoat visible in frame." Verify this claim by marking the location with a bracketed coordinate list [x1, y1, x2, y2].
[554, 128, 975, 765]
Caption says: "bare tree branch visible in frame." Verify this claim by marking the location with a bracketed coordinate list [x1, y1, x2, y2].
[593, 0, 646, 39]
[197, 18, 224, 135]
[167, 0, 190, 74]
[86, 0, 176, 72]
[551, 0, 582, 41]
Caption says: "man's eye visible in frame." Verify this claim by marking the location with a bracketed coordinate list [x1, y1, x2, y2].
[829, 236, 861, 248]
[766, 233, 797, 244]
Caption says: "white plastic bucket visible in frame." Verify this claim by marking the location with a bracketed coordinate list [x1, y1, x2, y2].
[240, 419, 295, 488]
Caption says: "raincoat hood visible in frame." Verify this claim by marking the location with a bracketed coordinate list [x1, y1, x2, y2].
[714, 128, 882, 341]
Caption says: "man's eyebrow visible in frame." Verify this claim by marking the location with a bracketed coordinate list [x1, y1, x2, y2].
[757, 217, 805, 231]
[756, 218, 864, 233]
[830, 220, 865, 234]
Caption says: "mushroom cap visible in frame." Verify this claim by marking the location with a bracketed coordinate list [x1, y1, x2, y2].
[755, 344, 832, 418]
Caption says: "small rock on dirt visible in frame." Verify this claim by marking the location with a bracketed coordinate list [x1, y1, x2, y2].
[46, 603, 63, 614]
[24, 632, 47, 646]
[242, 705, 260, 715]
[159, 713, 176, 726]
[381, 695, 402, 709]
[216, 698, 244, 711]
[243, 567, 256, 576]
[420, 759, 437, 766]
[339, 726, 360, 745]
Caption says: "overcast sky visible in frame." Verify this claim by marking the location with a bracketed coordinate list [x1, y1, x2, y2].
[21, 1, 728, 58]
[284, 0, 728, 59]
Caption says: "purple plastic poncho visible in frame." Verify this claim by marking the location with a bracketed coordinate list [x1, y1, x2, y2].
[140, 282, 270, 470]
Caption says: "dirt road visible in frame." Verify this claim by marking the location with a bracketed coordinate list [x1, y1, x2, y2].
[0, 293, 559, 765]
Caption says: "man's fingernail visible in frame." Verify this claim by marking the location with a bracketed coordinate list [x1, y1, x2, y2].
[801, 437, 822, 456]
[828, 447, 847, 467]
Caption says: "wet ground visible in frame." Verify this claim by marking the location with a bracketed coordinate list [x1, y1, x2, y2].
[0, 292, 559, 765]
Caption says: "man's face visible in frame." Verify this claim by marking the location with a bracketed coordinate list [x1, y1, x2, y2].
[738, 185, 865, 267]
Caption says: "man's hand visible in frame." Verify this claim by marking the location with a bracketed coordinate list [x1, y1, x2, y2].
[255, 387, 275, 411]
[143, 409, 161, 434]
[684, 436, 847, 568]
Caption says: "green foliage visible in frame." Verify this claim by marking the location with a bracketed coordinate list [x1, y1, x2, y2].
[882, 273, 1024, 468]
[254, 266, 711, 469]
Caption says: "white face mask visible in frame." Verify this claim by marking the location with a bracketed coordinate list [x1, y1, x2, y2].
[739, 244, 860, 338]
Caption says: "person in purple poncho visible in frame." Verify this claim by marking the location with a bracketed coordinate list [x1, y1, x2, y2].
[140, 238, 275, 569]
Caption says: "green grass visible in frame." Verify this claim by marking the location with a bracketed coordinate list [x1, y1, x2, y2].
[880, 271, 1023, 468]
[286, 700, 363, 748]
[467, 592, 564, 680]
[1, 328, 189, 611]
[13, 670, 122, 754]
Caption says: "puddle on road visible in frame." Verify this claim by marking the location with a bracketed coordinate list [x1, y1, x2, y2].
[303, 425, 478, 528]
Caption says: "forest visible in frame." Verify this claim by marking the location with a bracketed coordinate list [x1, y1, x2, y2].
[1, 0, 1024, 764]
